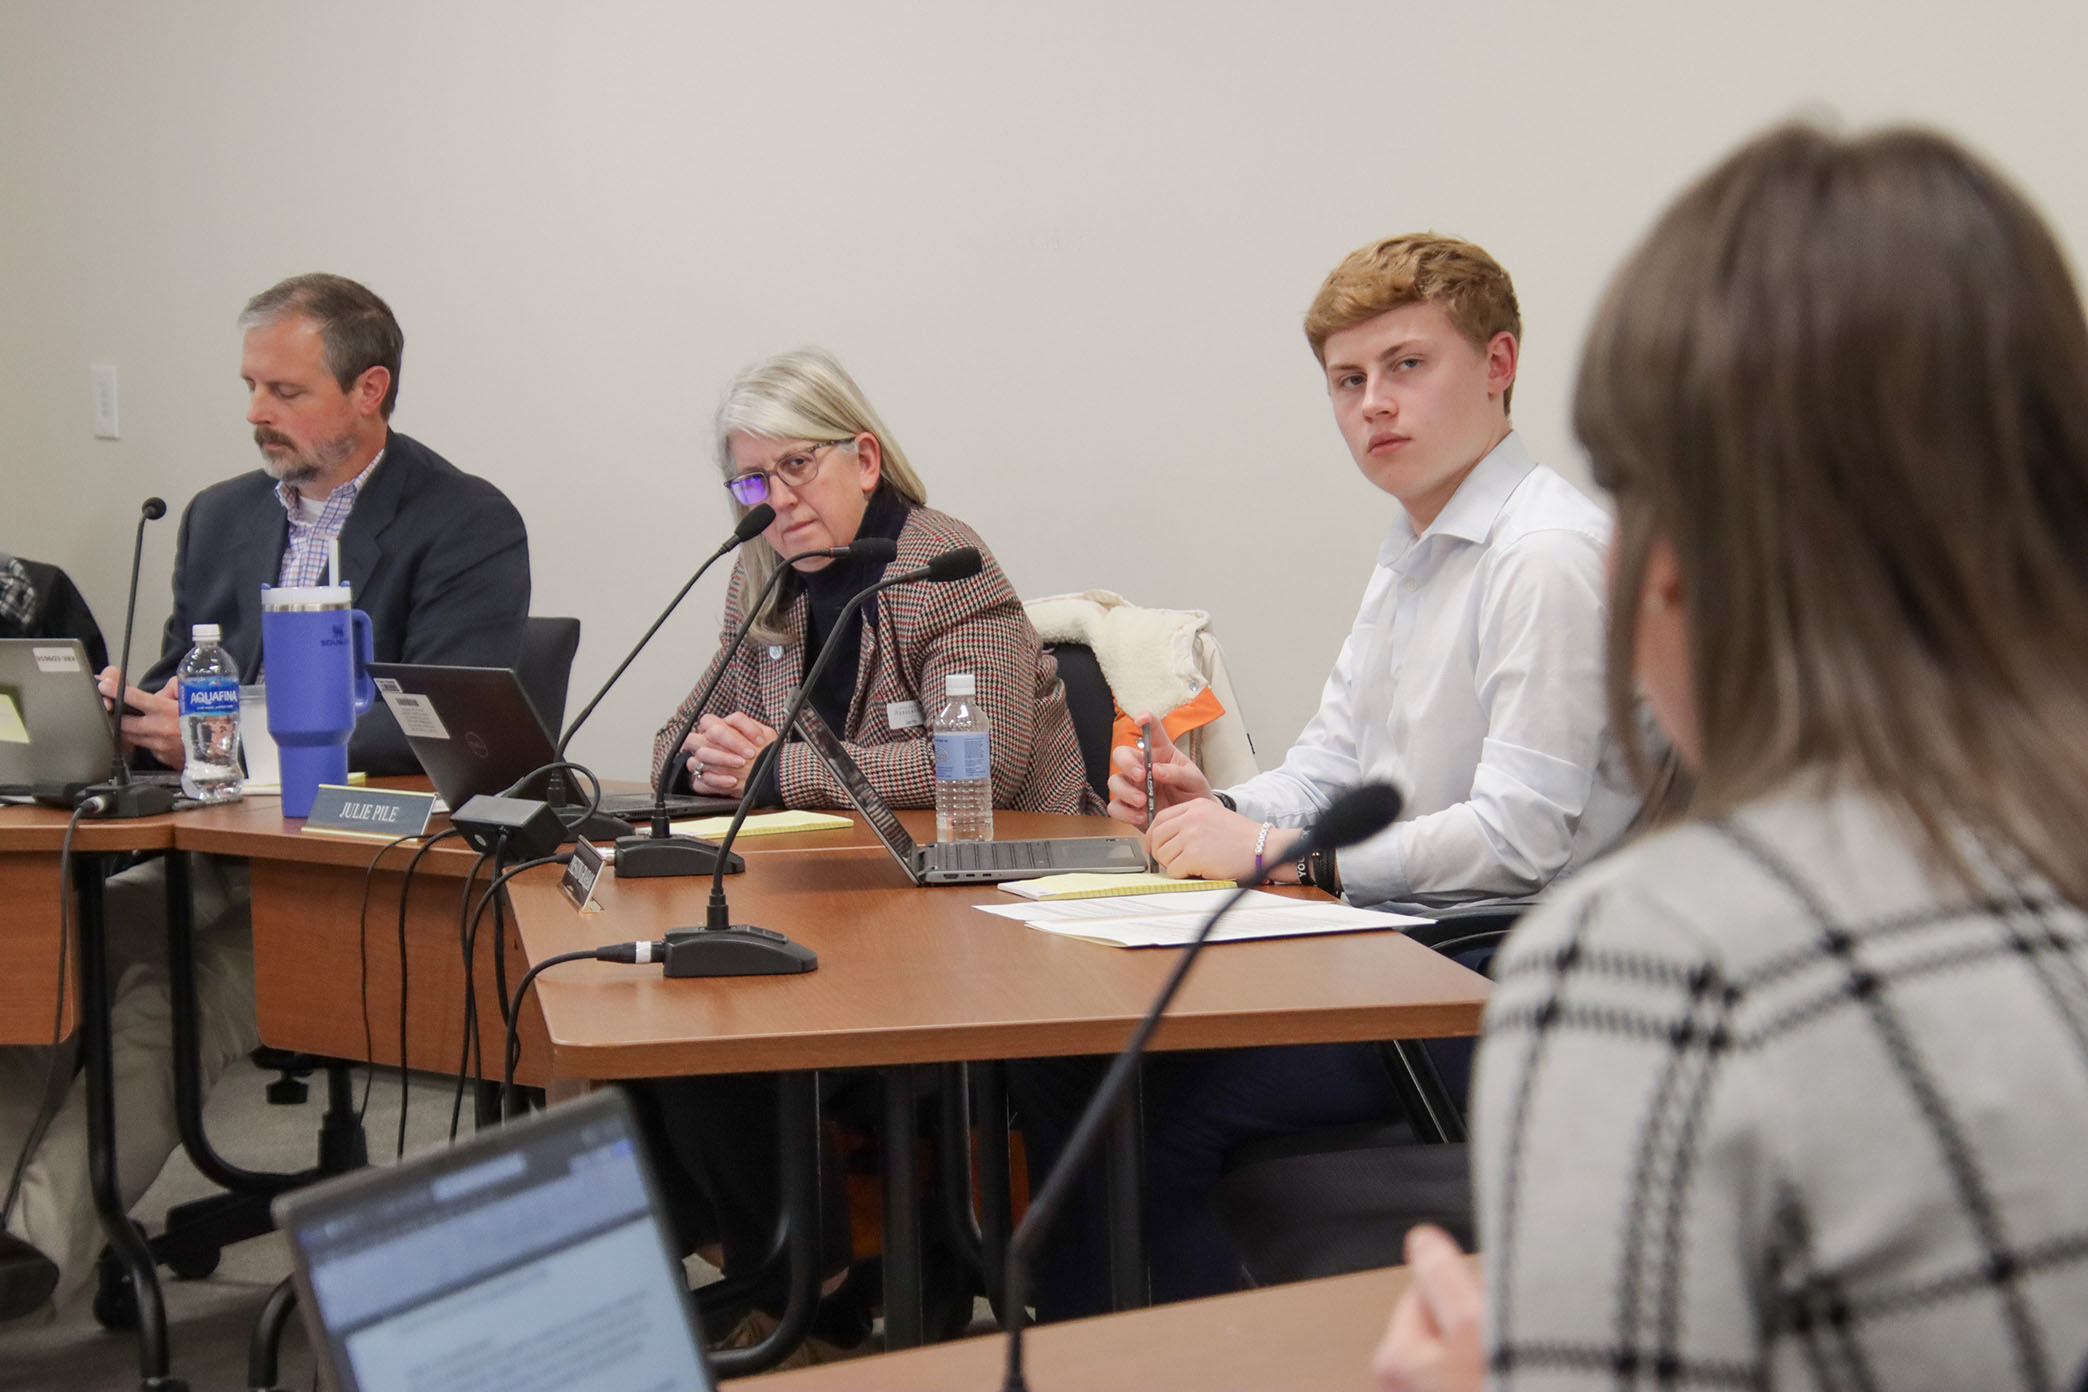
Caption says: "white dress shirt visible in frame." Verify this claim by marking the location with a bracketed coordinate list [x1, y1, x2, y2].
[1227, 432, 1636, 907]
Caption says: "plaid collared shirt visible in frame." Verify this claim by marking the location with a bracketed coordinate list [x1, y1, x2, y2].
[277, 452, 382, 587]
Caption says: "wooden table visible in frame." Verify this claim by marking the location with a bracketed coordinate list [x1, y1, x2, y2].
[725, 1264, 1411, 1390]
[505, 832, 1489, 1078]
[0, 802, 176, 1043]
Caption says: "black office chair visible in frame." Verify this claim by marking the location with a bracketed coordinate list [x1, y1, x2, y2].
[1213, 903, 1530, 1286]
[517, 615, 582, 735]
[1044, 641, 1114, 802]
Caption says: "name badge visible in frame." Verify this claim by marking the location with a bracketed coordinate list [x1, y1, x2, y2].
[561, 837, 607, 914]
[886, 699, 924, 731]
[302, 785, 437, 840]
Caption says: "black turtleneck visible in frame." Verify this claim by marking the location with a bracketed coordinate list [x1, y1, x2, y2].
[744, 483, 911, 807]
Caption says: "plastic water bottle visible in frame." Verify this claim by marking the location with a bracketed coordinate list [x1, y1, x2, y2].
[933, 673, 993, 842]
[178, 623, 244, 803]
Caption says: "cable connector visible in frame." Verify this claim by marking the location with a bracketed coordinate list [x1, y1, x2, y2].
[593, 939, 669, 965]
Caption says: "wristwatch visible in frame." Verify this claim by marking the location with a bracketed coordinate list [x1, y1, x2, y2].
[1214, 791, 1237, 812]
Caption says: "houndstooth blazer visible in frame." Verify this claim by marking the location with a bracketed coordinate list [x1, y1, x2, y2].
[1473, 779, 2088, 1389]
[651, 505, 1097, 814]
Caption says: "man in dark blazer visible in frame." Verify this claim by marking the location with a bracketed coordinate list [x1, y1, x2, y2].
[1, 274, 530, 1322]
[104, 275, 530, 774]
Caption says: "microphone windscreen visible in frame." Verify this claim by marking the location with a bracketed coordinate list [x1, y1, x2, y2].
[1303, 783, 1404, 852]
[924, 546, 982, 582]
[141, 497, 167, 521]
[732, 503, 777, 542]
[844, 538, 900, 564]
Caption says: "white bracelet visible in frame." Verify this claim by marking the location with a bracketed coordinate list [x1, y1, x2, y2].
[1252, 822, 1273, 875]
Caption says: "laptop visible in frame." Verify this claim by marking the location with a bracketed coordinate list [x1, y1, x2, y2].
[0, 639, 117, 799]
[368, 664, 734, 821]
[274, 1090, 714, 1392]
[795, 705, 1146, 884]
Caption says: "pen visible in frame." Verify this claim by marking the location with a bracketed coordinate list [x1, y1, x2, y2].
[1139, 719, 1159, 872]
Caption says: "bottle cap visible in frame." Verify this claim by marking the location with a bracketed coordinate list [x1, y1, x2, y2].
[945, 673, 975, 697]
[192, 623, 221, 642]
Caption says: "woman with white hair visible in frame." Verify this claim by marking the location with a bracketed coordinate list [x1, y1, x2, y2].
[651, 347, 1092, 818]
[636, 348, 1092, 1357]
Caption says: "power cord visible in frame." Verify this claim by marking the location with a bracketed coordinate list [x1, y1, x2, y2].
[501, 937, 665, 1115]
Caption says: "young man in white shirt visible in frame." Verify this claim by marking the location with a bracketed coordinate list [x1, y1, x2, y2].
[1121, 233, 1634, 905]
[1014, 234, 1635, 1320]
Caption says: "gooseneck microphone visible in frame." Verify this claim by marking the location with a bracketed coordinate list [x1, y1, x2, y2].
[613, 535, 902, 879]
[81, 497, 175, 819]
[659, 545, 985, 977]
[544, 504, 775, 841]
[997, 782, 1405, 1391]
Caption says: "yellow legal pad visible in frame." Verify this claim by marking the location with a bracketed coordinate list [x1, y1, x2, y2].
[1001, 872, 1238, 901]
[668, 810, 855, 839]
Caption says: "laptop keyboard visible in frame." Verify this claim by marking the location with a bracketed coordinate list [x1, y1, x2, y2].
[935, 838, 1054, 871]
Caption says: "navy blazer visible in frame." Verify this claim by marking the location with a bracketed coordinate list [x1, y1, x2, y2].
[141, 431, 531, 775]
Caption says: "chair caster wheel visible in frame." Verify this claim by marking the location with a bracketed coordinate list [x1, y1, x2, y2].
[165, 1242, 221, 1280]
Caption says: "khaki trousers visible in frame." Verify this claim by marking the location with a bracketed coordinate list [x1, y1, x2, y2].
[0, 854, 256, 1312]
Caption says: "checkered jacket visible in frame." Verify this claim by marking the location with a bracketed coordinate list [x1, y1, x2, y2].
[1473, 780, 2088, 1390]
[651, 506, 1097, 814]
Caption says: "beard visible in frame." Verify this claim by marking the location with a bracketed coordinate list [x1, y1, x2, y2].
[255, 425, 358, 489]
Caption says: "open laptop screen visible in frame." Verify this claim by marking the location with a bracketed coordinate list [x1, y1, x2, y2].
[279, 1094, 712, 1392]
[794, 705, 922, 867]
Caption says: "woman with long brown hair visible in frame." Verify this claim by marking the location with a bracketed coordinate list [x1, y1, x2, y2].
[1375, 123, 2088, 1389]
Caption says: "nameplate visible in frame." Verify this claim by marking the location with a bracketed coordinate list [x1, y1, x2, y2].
[561, 837, 607, 914]
[302, 785, 437, 841]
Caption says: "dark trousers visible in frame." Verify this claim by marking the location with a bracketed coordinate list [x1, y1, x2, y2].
[623, 1072, 861, 1302]
[1007, 1042, 1401, 1322]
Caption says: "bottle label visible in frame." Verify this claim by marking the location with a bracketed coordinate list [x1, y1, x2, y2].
[934, 730, 991, 781]
[180, 675, 241, 717]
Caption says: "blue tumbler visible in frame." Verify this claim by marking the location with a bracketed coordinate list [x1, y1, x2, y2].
[260, 585, 375, 818]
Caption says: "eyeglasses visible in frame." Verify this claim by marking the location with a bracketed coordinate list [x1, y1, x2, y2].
[723, 440, 849, 507]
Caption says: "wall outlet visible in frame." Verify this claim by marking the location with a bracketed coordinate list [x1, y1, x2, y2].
[92, 364, 119, 439]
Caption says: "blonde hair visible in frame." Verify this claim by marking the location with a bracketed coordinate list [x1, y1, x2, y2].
[1577, 123, 2088, 901]
[714, 348, 928, 643]
[1304, 233, 1523, 409]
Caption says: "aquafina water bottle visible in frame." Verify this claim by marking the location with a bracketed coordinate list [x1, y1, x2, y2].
[932, 672, 993, 842]
[178, 623, 244, 803]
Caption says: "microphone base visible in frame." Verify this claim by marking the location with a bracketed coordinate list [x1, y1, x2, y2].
[614, 833, 745, 878]
[558, 808, 634, 845]
[662, 926, 817, 976]
[77, 781, 179, 819]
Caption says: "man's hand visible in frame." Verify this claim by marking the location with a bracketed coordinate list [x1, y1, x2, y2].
[1106, 713, 1213, 827]
[97, 668, 183, 769]
[1148, 799, 1303, 881]
[680, 712, 779, 798]
[1372, 1226, 1486, 1392]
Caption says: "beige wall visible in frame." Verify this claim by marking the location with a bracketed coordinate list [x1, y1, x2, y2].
[5, 1, 2084, 781]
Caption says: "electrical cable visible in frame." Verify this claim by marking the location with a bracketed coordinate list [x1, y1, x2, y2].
[501, 936, 663, 1114]
[352, 829, 449, 1128]
[446, 842, 497, 1142]
[365, 827, 468, 1141]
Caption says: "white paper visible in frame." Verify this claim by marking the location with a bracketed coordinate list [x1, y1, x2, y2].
[1026, 903, 1427, 948]
[973, 888, 1283, 924]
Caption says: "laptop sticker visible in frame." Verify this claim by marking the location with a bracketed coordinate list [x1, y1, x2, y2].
[0, 691, 28, 744]
[378, 689, 451, 740]
[31, 646, 81, 674]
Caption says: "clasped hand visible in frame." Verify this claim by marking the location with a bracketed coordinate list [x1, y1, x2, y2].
[679, 712, 779, 798]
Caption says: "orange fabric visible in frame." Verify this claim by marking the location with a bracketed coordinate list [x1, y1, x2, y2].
[1110, 684, 1228, 761]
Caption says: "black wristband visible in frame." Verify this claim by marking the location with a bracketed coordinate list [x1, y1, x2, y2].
[1214, 791, 1237, 812]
